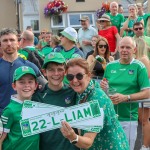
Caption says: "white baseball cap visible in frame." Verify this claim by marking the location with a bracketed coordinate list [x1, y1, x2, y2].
[60, 27, 77, 42]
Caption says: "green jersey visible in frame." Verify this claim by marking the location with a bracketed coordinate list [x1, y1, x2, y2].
[104, 59, 150, 121]
[107, 13, 125, 33]
[32, 84, 79, 150]
[77, 80, 129, 150]
[1, 96, 39, 150]
[41, 45, 53, 57]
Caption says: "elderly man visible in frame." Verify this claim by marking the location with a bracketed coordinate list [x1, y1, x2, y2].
[101, 36, 150, 150]
[0, 28, 46, 115]
[107, 1, 125, 33]
[55, 27, 84, 60]
[78, 16, 98, 58]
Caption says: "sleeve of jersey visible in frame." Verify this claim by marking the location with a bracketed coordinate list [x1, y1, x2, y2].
[138, 66, 150, 90]
[1, 108, 13, 133]
[72, 47, 84, 58]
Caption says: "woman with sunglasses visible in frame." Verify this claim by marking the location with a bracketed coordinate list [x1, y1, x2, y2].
[87, 37, 114, 81]
[60, 58, 129, 150]
[97, 14, 120, 58]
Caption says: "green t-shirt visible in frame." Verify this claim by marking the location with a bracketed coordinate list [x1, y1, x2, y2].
[41, 46, 53, 57]
[18, 47, 44, 59]
[76, 80, 129, 150]
[32, 84, 79, 150]
[107, 13, 125, 33]
[1, 96, 39, 150]
[104, 59, 150, 121]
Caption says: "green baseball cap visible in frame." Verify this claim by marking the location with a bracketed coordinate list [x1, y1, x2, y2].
[42, 52, 66, 69]
[13, 66, 37, 82]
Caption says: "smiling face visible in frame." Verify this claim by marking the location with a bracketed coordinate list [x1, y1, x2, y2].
[97, 40, 107, 56]
[67, 65, 91, 94]
[43, 63, 65, 90]
[12, 74, 37, 100]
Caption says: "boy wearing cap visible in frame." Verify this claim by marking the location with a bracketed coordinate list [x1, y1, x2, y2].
[32, 52, 79, 150]
[0, 66, 39, 150]
[55, 27, 84, 60]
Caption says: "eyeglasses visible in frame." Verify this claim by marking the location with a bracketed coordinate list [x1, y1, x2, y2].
[66, 73, 86, 81]
[134, 27, 143, 31]
[98, 45, 107, 48]
[99, 20, 106, 23]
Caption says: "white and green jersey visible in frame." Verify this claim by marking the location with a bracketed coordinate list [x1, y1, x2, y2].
[1, 96, 39, 150]
[104, 59, 150, 121]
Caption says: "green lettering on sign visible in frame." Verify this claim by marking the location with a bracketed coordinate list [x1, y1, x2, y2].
[72, 111, 76, 120]
[77, 110, 84, 119]
[52, 117, 59, 125]
[83, 107, 91, 117]
[64, 113, 72, 122]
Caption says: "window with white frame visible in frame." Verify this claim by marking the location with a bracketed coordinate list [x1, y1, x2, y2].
[51, 15, 65, 28]
[67, 13, 95, 27]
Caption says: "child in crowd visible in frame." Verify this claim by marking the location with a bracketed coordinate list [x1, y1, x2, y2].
[0, 66, 39, 150]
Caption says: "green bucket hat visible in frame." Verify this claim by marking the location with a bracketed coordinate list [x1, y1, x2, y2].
[42, 52, 66, 69]
[13, 66, 36, 82]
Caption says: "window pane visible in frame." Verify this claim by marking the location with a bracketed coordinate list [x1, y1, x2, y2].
[52, 15, 63, 26]
[31, 20, 39, 31]
[69, 14, 80, 26]
[81, 14, 93, 24]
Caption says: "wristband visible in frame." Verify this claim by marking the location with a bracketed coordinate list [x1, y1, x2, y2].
[70, 135, 78, 144]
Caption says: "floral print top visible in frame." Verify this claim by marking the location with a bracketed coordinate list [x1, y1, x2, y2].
[76, 80, 129, 150]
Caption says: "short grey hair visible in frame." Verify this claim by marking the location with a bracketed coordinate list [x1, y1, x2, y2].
[0, 28, 17, 38]
[110, 1, 118, 9]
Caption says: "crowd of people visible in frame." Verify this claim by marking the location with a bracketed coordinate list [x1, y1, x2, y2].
[0, 1, 150, 150]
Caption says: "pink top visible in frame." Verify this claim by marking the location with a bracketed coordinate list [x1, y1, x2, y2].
[98, 26, 118, 52]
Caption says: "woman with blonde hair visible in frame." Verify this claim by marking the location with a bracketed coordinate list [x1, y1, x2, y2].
[87, 37, 114, 80]
[135, 38, 150, 150]
[97, 14, 120, 58]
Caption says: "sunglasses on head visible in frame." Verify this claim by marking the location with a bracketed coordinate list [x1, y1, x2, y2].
[134, 27, 143, 31]
[98, 45, 107, 48]
[66, 73, 86, 81]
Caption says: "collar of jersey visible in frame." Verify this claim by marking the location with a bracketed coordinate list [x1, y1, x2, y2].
[11, 95, 23, 104]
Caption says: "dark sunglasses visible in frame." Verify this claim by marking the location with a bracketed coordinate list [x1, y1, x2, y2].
[98, 45, 107, 48]
[134, 27, 143, 31]
[66, 73, 86, 81]
[99, 20, 106, 23]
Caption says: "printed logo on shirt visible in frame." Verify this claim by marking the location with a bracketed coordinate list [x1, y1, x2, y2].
[128, 70, 134, 75]
[119, 68, 126, 71]
[111, 70, 116, 74]
[65, 96, 72, 104]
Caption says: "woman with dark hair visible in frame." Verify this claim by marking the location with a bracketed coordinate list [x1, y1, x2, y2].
[60, 58, 129, 150]
[87, 37, 114, 80]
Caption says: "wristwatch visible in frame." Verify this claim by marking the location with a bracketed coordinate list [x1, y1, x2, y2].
[127, 95, 131, 102]
[70, 135, 79, 144]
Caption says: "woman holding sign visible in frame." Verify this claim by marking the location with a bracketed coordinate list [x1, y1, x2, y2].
[61, 58, 129, 150]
